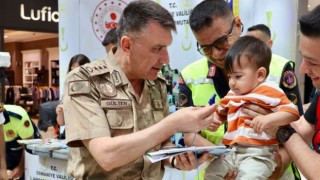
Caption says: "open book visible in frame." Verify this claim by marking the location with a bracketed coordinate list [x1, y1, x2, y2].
[146, 146, 235, 163]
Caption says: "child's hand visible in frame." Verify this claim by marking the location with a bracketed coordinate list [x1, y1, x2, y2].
[247, 115, 272, 134]
[207, 112, 223, 132]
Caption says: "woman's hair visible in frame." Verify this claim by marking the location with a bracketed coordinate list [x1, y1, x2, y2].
[67, 54, 90, 73]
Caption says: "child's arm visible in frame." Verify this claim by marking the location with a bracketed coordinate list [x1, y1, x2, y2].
[250, 111, 299, 135]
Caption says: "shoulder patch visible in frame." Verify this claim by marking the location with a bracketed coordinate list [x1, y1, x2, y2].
[80, 60, 109, 77]
[97, 79, 117, 97]
[24, 120, 30, 128]
[68, 80, 90, 96]
[111, 70, 123, 87]
[6, 130, 15, 137]
[282, 71, 297, 89]
[179, 93, 188, 107]
[207, 65, 216, 77]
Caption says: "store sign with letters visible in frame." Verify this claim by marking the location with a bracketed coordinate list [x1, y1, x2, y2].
[0, 0, 58, 32]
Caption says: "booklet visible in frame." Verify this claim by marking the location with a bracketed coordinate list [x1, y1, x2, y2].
[146, 146, 236, 163]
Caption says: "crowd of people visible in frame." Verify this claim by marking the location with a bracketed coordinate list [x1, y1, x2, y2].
[1, 0, 320, 179]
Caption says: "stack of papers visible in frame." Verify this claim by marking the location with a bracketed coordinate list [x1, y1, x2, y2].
[18, 139, 69, 158]
[147, 146, 236, 163]
[52, 148, 69, 160]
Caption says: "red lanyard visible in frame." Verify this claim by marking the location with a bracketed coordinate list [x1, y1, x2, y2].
[316, 95, 320, 131]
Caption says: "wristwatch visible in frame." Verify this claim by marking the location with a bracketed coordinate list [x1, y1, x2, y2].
[276, 127, 296, 143]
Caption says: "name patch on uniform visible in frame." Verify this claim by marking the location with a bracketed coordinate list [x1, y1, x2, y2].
[282, 71, 296, 89]
[82, 64, 109, 77]
[68, 80, 90, 96]
[112, 70, 123, 87]
[101, 99, 132, 109]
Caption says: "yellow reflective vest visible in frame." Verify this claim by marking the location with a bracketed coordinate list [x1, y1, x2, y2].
[268, 54, 290, 85]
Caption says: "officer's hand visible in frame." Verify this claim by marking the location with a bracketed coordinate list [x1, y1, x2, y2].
[172, 151, 210, 171]
[242, 104, 272, 118]
[173, 105, 216, 133]
[0, 169, 8, 180]
[10, 166, 23, 180]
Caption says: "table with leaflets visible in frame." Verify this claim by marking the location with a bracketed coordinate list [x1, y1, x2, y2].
[19, 139, 74, 180]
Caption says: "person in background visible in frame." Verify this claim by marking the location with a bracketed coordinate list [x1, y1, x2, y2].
[0, 107, 8, 180]
[264, 5, 320, 179]
[246, 24, 303, 115]
[205, 36, 299, 179]
[101, 28, 117, 53]
[63, 1, 215, 179]
[3, 105, 41, 180]
[56, 54, 90, 139]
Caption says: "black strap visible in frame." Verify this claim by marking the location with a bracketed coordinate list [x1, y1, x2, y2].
[7, 111, 22, 120]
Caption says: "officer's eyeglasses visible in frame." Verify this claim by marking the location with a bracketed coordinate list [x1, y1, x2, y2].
[197, 19, 241, 56]
[313, 129, 320, 153]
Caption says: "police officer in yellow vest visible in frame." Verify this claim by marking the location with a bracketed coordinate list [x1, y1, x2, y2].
[179, 0, 303, 179]
[3, 105, 41, 180]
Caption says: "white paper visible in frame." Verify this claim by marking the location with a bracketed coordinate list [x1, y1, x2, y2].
[147, 146, 236, 163]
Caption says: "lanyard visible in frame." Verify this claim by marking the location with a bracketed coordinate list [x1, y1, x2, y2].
[313, 95, 320, 153]
[316, 95, 320, 131]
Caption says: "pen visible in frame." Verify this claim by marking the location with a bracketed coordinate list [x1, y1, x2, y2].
[208, 94, 216, 105]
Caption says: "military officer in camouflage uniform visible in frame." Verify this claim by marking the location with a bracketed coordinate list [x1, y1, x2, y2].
[63, 1, 216, 179]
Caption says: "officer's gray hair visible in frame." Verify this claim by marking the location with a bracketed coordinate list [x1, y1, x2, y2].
[116, 0, 176, 45]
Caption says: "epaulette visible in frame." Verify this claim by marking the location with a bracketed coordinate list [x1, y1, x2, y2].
[8, 111, 22, 120]
[80, 59, 109, 78]
[3, 110, 22, 124]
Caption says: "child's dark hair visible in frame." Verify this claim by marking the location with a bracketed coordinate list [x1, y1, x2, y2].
[225, 36, 271, 76]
